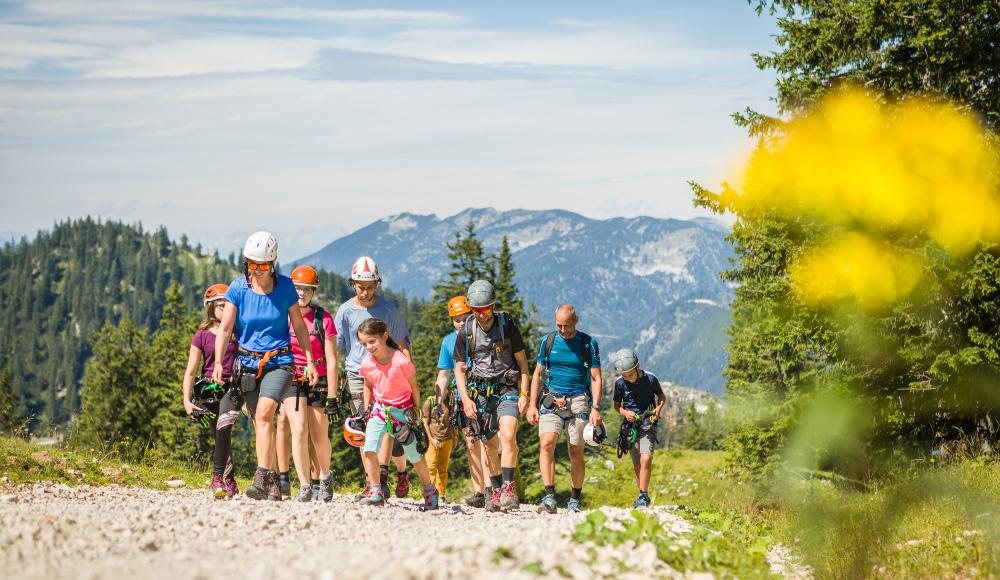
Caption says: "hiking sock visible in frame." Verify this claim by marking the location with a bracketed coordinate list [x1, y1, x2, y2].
[379, 465, 389, 487]
[310, 479, 320, 488]
[397, 468, 409, 478]
[545, 485, 556, 497]
[501, 468, 515, 483]
[572, 488, 582, 501]
[490, 475, 503, 488]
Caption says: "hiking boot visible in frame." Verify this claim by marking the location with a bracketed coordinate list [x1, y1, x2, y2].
[567, 498, 582, 513]
[294, 486, 312, 502]
[537, 493, 557, 514]
[223, 475, 239, 498]
[354, 486, 372, 503]
[632, 492, 650, 509]
[464, 491, 485, 508]
[420, 485, 440, 511]
[245, 467, 270, 501]
[499, 481, 519, 511]
[485, 488, 502, 512]
[211, 475, 226, 500]
[278, 473, 291, 497]
[360, 486, 385, 507]
[317, 474, 333, 503]
[311, 481, 320, 498]
[267, 470, 282, 501]
[395, 471, 410, 498]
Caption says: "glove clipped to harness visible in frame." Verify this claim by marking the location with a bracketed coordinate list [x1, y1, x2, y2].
[324, 397, 344, 424]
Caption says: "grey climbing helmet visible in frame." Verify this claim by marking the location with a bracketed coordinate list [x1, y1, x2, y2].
[611, 348, 639, 373]
[466, 280, 496, 308]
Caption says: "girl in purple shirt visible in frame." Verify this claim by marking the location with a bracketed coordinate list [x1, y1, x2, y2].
[182, 283, 240, 499]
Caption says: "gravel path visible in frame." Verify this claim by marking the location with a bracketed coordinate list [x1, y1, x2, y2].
[1, 483, 694, 580]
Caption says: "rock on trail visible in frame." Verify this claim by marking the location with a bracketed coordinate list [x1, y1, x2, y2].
[0, 483, 694, 580]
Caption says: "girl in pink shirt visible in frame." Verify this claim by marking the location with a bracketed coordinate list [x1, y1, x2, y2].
[357, 318, 438, 510]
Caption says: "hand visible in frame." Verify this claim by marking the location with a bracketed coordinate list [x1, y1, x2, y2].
[525, 406, 539, 425]
[431, 438, 442, 449]
[589, 407, 603, 426]
[212, 363, 224, 385]
[306, 364, 319, 386]
[623, 410, 637, 422]
[183, 398, 203, 416]
[462, 397, 478, 421]
[517, 395, 528, 415]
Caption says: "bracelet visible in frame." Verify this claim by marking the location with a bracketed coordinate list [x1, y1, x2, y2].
[519, 391, 528, 397]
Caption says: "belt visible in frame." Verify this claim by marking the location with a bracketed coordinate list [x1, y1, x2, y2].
[238, 346, 292, 379]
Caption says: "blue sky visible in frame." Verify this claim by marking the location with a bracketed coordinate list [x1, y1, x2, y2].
[0, 0, 779, 260]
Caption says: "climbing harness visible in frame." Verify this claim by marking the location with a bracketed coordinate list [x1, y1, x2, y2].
[238, 345, 292, 379]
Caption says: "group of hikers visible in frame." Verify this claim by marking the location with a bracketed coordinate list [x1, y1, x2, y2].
[182, 231, 666, 512]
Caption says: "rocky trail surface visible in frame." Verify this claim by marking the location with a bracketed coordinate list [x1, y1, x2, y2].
[1, 483, 804, 579]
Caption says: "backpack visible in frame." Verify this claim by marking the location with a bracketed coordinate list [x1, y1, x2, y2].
[462, 311, 509, 375]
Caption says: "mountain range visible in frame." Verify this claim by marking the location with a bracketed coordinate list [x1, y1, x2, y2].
[299, 208, 734, 395]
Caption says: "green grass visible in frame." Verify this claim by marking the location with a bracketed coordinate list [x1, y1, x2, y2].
[0, 435, 218, 491]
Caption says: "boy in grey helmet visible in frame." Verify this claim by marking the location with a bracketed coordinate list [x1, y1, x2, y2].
[611, 348, 665, 509]
[454, 280, 531, 512]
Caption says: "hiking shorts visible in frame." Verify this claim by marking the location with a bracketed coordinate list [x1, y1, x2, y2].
[496, 397, 520, 420]
[629, 431, 656, 458]
[346, 371, 365, 415]
[363, 406, 422, 464]
[258, 367, 295, 403]
[538, 393, 590, 446]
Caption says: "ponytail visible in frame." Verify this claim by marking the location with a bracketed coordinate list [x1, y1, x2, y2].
[357, 318, 401, 351]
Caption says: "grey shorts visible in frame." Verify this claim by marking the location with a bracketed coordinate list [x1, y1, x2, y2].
[538, 393, 590, 446]
[629, 431, 656, 457]
[496, 397, 520, 420]
[346, 371, 365, 415]
[258, 367, 295, 403]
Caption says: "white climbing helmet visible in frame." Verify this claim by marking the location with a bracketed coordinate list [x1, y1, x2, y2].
[611, 349, 640, 373]
[583, 422, 608, 447]
[243, 231, 278, 262]
[351, 256, 381, 282]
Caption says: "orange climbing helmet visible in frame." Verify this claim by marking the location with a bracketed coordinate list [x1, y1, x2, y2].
[203, 283, 229, 305]
[447, 295, 471, 318]
[291, 265, 319, 288]
[343, 415, 366, 448]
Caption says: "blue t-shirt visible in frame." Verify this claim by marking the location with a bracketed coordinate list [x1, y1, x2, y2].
[437, 332, 459, 370]
[334, 297, 410, 374]
[613, 371, 665, 414]
[225, 275, 299, 370]
[536, 332, 601, 395]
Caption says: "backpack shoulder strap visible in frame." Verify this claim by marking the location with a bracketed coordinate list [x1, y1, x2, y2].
[463, 314, 476, 370]
[310, 304, 325, 350]
[542, 331, 557, 369]
[497, 312, 508, 347]
[578, 332, 592, 370]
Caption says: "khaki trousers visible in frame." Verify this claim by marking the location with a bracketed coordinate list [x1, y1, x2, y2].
[425, 435, 456, 495]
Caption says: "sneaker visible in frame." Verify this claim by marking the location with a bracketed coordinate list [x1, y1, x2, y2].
[317, 474, 333, 503]
[354, 486, 372, 503]
[421, 486, 440, 511]
[499, 481, 519, 511]
[464, 492, 485, 508]
[485, 488, 501, 512]
[267, 470, 282, 501]
[278, 473, 291, 497]
[223, 475, 239, 498]
[295, 486, 312, 502]
[395, 472, 410, 498]
[360, 486, 385, 507]
[245, 467, 269, 501]
[537, 493, 557, 514]
[211, 475, 226, 500]
[567, 498, 582, 513]
[632, 492, 650, 509]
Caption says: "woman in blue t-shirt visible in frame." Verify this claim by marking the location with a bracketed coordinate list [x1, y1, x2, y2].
[212, 231, 319, 502]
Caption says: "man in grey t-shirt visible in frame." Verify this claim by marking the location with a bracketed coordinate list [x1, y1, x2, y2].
[334, 256, 411, 499]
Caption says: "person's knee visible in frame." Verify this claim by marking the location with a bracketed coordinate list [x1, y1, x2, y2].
[567, 443, 584, 460]
[539, 436, 557, 454]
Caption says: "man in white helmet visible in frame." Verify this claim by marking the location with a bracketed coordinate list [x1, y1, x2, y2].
[526, 304, 603, 514]
[454, 280, 530, 512]
[334, 256, 413, 500]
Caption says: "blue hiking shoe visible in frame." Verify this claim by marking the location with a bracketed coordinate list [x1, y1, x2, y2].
[567, 497, 582, 513]
[632, 492, 650, 509]
[537, 493, 557, 514]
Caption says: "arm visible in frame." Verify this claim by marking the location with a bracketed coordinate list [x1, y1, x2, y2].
[212, 303, 237, 383]
[400, 337, 411, 359]
[615, 400, 636, 422]
[363, 376, 373, 413]
[526, 364, 543, 425]
[589, 367, 604, 425]
[407, 372, 421, 411]
[288, 305, 318, 385]
[652, 390, 666, 420]
[434, 369, 450, 401]
[324, 338, 338, 395]
[182, 345, 203, 415]
[456, 360, 477, 419]
[514, 349, 530, 414]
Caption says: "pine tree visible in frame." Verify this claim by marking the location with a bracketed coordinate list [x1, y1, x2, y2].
[0, 368, 25, 436]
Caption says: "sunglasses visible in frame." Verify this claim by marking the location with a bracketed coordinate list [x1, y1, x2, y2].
[471, 304, 494, 314]
[295, 286, 316, 294]
[246, 262, 272, 271]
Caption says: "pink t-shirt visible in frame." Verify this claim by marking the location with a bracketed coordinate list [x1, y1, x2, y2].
[358, 349, 416, 408]
[289, 307, 337, 375]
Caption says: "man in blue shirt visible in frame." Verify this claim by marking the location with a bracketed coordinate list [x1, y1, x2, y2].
[526, 304, 603, 513]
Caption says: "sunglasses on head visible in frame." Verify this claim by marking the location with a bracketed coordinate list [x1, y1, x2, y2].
[246, 262, 272, 271]
[471, 304, 494, 314]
